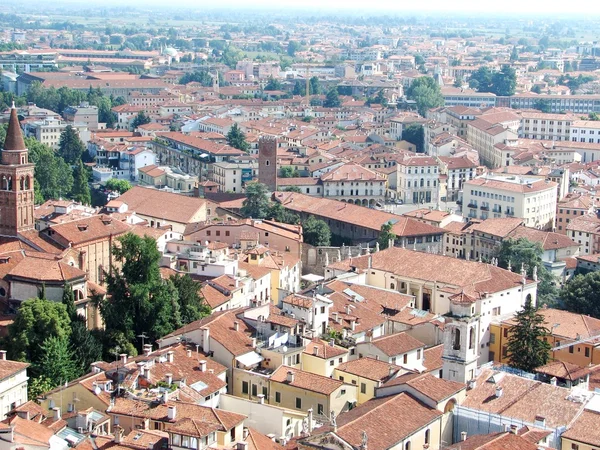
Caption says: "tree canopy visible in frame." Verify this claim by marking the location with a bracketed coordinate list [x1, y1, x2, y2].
[303, 215, 331, 247]
[241, 182, 271, 219]
[561, 271, 600, 318]
[469, 65, 516, 96]
[497, 238, 558, 306]
[507, 298, 551, 372]
[26, 137, 74, 203]
[131, 111, 152, 130]
[105, 178, 132, 194]
[58, 125, 86, 164]
[401, 124, 425, 153]
[324, 87, 342, 108]
[405, 77, 444, 117]
[226, 123, 249, 152]
[71, 160, 91, 205]
[264, 76, 283, 91]
[378, 222, 396, 250]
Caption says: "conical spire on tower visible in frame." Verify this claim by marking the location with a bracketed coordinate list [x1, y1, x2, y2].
[4, 102, 26, 152]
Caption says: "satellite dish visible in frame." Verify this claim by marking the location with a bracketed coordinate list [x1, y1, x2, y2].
[282, 346, 288, 353]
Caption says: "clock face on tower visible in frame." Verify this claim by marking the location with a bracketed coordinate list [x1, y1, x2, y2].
[0, 104, 35, 236]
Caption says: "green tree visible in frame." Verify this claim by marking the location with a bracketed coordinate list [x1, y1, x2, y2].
[378, 222, 396, 250]
[27, 138, 74, 202]
[469, 67, 493, 92]
[241, 182, 271, 219]
[510, 46, 519, 62]
[96, 233, 182, 349]
[131, 111, 151, 129]
[292, 81, 305, 96]
[264, 76, 283, 91]
[531, 85, 542, 94]
[497, 238, 558, 306]
[491, 65, 517, 96]
[287, 41, 301, 57]
[179, 70, 213, 86]
[280, 166, 299, 178]
[33, 336, 79, 388]
[58, 125, 85, 164]
[406, 77, 444, 117]
[561, 271, 600, 318]
[324, 87, 341, 108]
[7, 298, 72, 364]
[309, 76, 321, 95]
[105, 178, 132, 194]
[587, 112, 600, 121]
[62, 283, 77, 320]
[226, 123, 249, 152]
[507, 298, 551, 372]
[267, 201, 300, 224]
[453, 76, 463, 88]
[71, 160, 91, 205]
[28, 376, 54, 401]
[402, 124, 425, 153]
[170, 274, 211, 323]
[302, 215, 331, 246]
[533, 99, 552, 113]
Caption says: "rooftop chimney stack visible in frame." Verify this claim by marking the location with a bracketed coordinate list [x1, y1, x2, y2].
[286, 371, 295, 383]
[461, 432, 467, 441]
[495, 386, 503, 398]
[0, 350, 6, 361]
[120, 354, 127, 365]
[143, 344, 152, 356]
[199, 360, 207, 372]
[167, 351, 174, 363]
[167, 405, 176, 421]
[233, 321, 239, 332]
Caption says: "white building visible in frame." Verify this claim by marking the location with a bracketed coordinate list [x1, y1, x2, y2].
[211, 161, 257, 194]
[0, 351, 28, 419]
[162, 240, 239, 278]
[519, 112, 575, 141]
[396, 155, 440, 204]
[281, 293, 332, 337]
[23, 118, 89, 150]
[321, 163, 387, 207]
[570, 120, 600, 144]
[462, 174, 558, 230]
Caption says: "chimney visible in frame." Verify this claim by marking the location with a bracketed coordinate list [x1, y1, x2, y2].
[509, 424, 518, 435]
[329, 339, 335, 347]
[52, 407, 61, 422]
[495, 386, 503, 398]
[137, 362, 145, 377]
[313, 346, 319, 357]
[165, 373, 173, 385]
[550, 376, 557, 386]
[167, 351, 174, 363]
[375, 355, 379, 361]
[120, 353, 127, 365]
[461, 431, 467, 441]
[233, 321, 239, 332]
[308, 408, 314, 433]
[162, 391, 169, 404]
[167, 405, 176, 421]
[286, 370, 295, 383]
[243, 428, 250, 439]
[0, 350, 6, 361]
[368, 254, 372, 269]
[350, 320, 356, 331]
[345, 305, 352, 315]
[199, 360, 207, 372]
[114, 425, 123, 444]
[186, 349, 192, 358]
[143, 344, 152, 356]
[236, 443, 248, 450]
[257, 394, 265, 404]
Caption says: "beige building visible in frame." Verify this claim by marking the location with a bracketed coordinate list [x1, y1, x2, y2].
[211, 160, 257, 194]
[520, 111, 575, 141]
[321, 162, 387, 207]
[396, 155, 440, 204]
[138, 165, 197, 194]
[467, 118, 519, 168]
[302, 339, 349, 378]
[462, 174, 558, 230]
[268, 366, 357, 418]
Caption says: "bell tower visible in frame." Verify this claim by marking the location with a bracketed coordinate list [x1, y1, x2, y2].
[0, 103, 35, 236]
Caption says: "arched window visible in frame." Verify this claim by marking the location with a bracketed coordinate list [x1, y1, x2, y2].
[420, 178, 424, 187]
[469, 327, 475, 349]
[453, 328, 461, 350]
[19, 177, 24, 191]
[390, 283, 395, 290]
[405, 442, 411, 450]
[25, 176, 31, 190]
[425, 429, 430, 445]
[407, 181, 411, 188]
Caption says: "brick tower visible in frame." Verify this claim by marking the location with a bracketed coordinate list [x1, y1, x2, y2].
[258, 136, 278, 191]
[0, 104, 35, 236]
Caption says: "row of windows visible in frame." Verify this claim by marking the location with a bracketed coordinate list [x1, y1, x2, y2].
[469, 191, 516, 203]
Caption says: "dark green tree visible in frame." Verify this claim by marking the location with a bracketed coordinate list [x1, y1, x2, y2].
[469, 67, 493, 92]
[96, 233, 182, 349]
[226, 123, 249, 152]
[453, 76, 463, 88]
[405, 77, 444, 117]
[561, 271, 600, 318]
[402, 124, 425, 153]
[309, 76, 321, 95]
[293, 81, 305, 96]
[497, 238, 558, 306]
[131, 111, 151, 129]
[491, 65, 517, 96]
[170, 274, 211, 324]
[507, 298, 551, 372]
[62, 283, 77, 320]
[378, 222, 396, 250]
[7, 298, 72, 364]
[241, 182, 271, 219]
[324, 87, 341, 108]
[264, 76, 283, 91]
[267, 202, 300, 224]
[27, 138, 74, 202]
[533, 99, 552, 113]
[58, 125, 86, 164]
[302, 215, 331, 246]
[71, 160, 91, 205]
[510, 46, 519, 62]
[69, 320, 103, 375]
[531, 85, 542, 94]
[287, 41, 301, 57]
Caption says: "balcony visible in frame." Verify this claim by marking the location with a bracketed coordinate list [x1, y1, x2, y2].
[480, 205, 489, 211]
[505, 209, 514, 216]
[492, 208, 502, 214]
[467, 203, 478, 209]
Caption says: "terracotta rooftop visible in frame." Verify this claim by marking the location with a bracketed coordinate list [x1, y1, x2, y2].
[4, 105, 26, 151]
[270, 366, 344, 395]
[336, 357, 402, 382]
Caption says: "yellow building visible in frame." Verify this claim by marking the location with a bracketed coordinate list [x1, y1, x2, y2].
[268, 366, 357, 418]
[334, 357, 404, 405]
[40, 371, 112, 416]
[561, 409, 600, 450]
[489, 307, 600, 368]
[302, 339, 349, 378]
